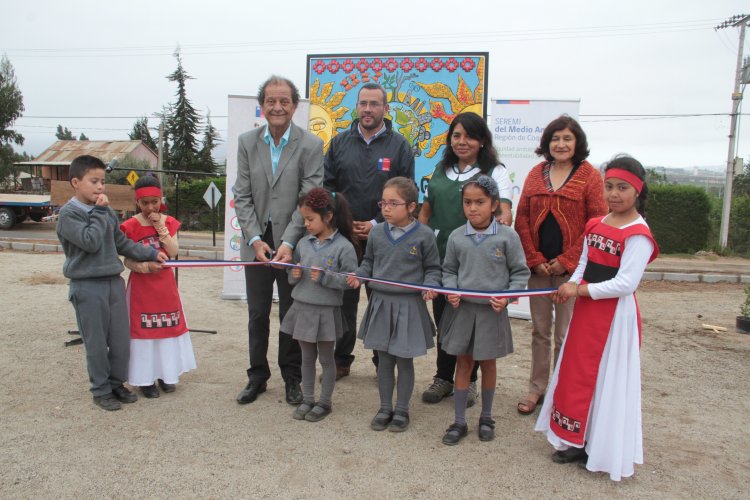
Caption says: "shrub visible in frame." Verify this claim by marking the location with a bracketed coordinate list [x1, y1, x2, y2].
[648, 185, 710, 253]
[164, 176, 225, 231]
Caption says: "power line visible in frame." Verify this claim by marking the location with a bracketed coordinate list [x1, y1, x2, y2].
[2, 18, 721, 58]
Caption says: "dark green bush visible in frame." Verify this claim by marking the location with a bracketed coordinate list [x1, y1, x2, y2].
[729, 195, 750, 255]
[648, 185, 710, 253]
[164, 176, 225, 231]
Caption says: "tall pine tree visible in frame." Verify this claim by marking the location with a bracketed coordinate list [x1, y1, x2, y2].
[128, 116, 157, 152]
[166, 48, 200, 171]
[55, 124, 75, 140]
[0, 54, 25, 184]
[197, 112, 220, 173]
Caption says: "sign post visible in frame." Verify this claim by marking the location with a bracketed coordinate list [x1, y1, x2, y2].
[203, 181, 222, 247]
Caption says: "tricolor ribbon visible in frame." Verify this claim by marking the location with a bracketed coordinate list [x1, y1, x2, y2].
[164, 260, 555, 300]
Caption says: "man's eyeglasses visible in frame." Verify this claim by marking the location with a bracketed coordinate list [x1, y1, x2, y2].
[377, 200, 407, 209]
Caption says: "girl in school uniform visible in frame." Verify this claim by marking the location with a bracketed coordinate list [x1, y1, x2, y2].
[281, 188, 359, 422]
[121, 175, 196, 398]
[535, 155, 659, 481]
[439, 175, 530, 445]
[346, 177, 442, 433]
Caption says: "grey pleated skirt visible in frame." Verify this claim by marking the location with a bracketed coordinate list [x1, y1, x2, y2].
[281, 301, 344, 343]
[357, 291, 435, 358]
[438, 301, 514, 360]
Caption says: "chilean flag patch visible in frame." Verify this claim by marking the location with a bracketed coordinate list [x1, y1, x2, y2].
[378, 158, 391, 172]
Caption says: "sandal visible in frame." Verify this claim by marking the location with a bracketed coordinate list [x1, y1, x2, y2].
[517, 393, 544, 415]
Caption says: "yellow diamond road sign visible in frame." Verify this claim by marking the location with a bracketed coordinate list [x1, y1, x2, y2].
[126, 170, 139, 186]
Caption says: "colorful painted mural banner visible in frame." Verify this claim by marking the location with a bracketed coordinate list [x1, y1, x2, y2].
[306, 52, 489, 196]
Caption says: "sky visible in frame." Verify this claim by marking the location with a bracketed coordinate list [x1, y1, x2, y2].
[2, 0, 749, 170]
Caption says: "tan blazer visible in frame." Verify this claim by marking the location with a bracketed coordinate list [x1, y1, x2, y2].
[233, 122, 324, 261]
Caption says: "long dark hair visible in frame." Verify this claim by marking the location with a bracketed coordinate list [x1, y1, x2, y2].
[535, 115, 590, 167]
[603, 155, 649, 217]
[440, 112, 499, 173]
[298, 188, 361, 259]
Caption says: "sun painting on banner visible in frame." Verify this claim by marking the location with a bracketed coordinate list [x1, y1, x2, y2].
[416, 58, 485, 158]
[309, 79, 351, 153]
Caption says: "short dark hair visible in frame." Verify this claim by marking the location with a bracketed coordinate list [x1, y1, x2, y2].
[535, 115, 590, 166]
[258, 75, 300, 105]
[133, 173, 161, 190]
[358, 83, 387, 105]
[603, 154, 649, 217]
[69, 155, 106, 182]
[441, 112, 499, 173]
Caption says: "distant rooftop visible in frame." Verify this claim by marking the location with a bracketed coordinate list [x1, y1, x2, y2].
[14, 140, 156, 166]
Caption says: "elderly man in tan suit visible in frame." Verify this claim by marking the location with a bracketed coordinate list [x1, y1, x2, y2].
[233, 75, 324, 406]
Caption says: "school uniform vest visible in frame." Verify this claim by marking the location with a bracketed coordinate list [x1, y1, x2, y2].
[427, 164, 496, 260]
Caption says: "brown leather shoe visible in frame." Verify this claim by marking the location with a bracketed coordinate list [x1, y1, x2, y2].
[335, 365, 350, 381]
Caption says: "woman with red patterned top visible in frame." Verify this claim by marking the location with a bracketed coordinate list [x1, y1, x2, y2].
[121, 175, 196, 399]
[514, 116, 607, 415]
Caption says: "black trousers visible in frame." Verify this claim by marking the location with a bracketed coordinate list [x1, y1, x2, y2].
[432, 294, 479, 383]
[334, 284, 376, 368]
[244, 226, 301, 384]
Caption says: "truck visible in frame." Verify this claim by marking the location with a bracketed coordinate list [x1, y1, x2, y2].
[0, 193, 54, 230]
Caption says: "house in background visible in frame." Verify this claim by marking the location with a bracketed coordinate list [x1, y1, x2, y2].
[15, 140, 157, 189]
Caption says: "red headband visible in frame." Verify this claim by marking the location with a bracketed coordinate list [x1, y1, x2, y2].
[135, 186, 162, 200]
[605, 168, 643, 193]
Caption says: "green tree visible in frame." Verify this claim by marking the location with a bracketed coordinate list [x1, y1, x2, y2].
[165, 48, 201, 172]
[732, 157, 750, 197]
[0, 54, 25, 187]
[646, 167, 668, 185]
[55, 124, 75, 140]
[128, 116, 158, 152]
[79, 132, 89, 141]
[197, 112, 220, 173]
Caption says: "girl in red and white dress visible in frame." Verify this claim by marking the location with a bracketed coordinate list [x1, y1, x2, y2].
[121, 175, 196, 399]
[535, 155, 659, 481]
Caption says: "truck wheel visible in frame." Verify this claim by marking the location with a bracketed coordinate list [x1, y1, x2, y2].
[15, 213, 27, 224]
[0, 207, 16, 230]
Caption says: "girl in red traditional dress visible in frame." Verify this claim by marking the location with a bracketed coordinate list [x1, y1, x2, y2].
[535, 155, 659, 481]
[121, 175, 196, 399]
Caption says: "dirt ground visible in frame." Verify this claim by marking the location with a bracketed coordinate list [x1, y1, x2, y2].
[0, 249, 748, 499]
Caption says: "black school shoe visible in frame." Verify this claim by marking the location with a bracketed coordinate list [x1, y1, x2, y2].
[387, 411, 410, 432]
[158, 379, 176, 393]
[442, 422, 469, 446]
[112, 385, 137, 403]
[140, 384, 160, 399]
[370, 409, 394, 431]
[552, 447, 588, 464]
[478, 417, 495, 442]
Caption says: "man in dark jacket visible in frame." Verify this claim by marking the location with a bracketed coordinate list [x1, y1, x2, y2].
[324, 82, 415, 378]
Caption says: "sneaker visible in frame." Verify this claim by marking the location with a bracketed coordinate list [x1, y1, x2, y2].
[422, 377, 454, 404]
[467, 381, 478, 408]
[93, 393, 122, 411]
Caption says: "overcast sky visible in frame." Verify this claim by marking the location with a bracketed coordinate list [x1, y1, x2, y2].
[2, 0, 748, 169]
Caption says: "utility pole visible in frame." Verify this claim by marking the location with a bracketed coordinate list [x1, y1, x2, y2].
[715, 14, 750, 249]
